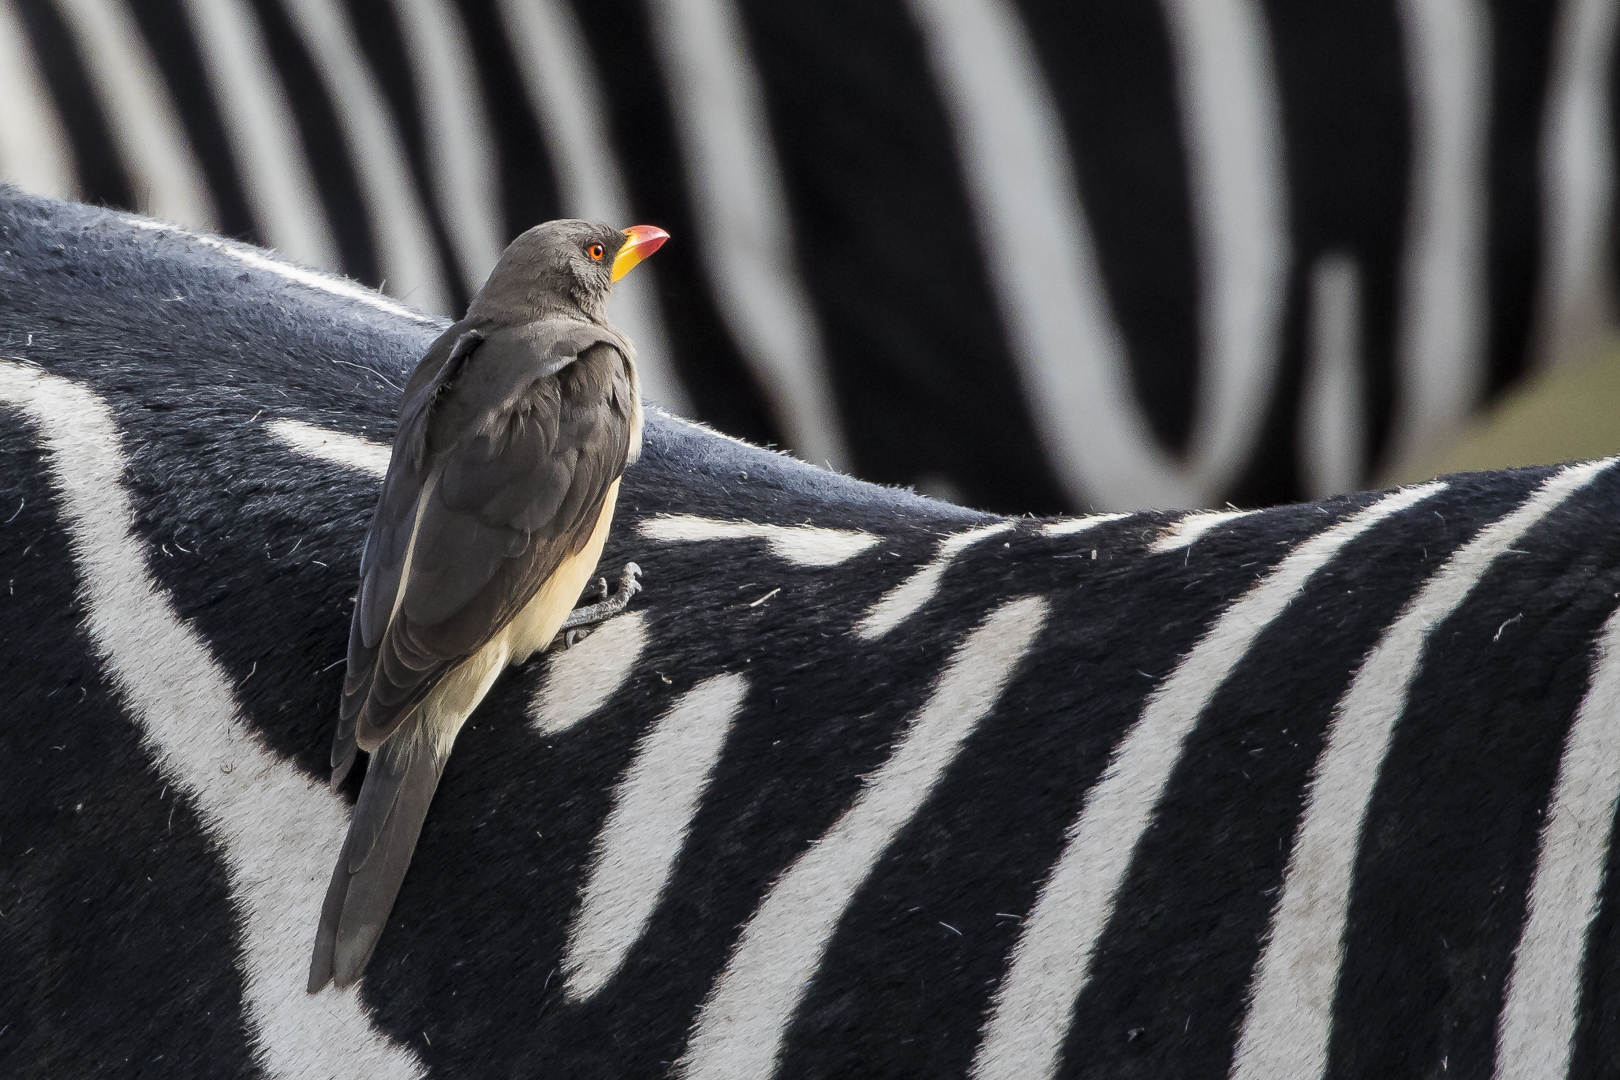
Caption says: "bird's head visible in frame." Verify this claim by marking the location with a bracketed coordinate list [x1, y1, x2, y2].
[467, 219, 669, 324]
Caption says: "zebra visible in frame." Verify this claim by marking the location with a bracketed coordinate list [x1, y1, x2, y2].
[3, 0, 1616, 515]
[7, 190, 1620, 1076]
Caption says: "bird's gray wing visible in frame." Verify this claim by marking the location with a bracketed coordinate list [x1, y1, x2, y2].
[330, 319, 635, 779]
[327, 318, 482, 782]
[310, 322, 635, 992]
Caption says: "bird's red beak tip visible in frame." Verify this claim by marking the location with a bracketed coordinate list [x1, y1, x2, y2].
[612, 225, 669, 281]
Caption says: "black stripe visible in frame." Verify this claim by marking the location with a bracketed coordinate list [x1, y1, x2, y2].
[734, 0, 1069, 514]
[1243, 2, 1410, 502]
[245, 0, 377, 284]
[0, 410, 258, 1077]
[1484, 3, 1555, 395]
[12, 0, 132, 210]
[126, 0, 259, 242]
[1014, 0, 1201, 459]
[567, 0, 781, 448]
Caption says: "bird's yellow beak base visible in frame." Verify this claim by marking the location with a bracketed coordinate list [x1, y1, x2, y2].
[611, 225, 669, 282]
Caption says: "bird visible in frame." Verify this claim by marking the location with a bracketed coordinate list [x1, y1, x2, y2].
[307, 219, 667, 992]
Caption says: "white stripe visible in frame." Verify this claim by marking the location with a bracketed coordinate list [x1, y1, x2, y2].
[1231, 458, 1616, 1080]
[1159, 0, 1290, 505]
[179, 0, 338, 270]
[1389, 0, 1491, 466]
[0, 0, 79, 199]
[388, 0, 504, 291]
[530, 611, 650, 736]
[907, 0, 1285, 511]
[132, 223, 437, 326]
[1150, 508, 1255, 553]
[1495, 601, 1620, 1080]
[269, 418, 389, 477]
[53, 0, 218, 229]
[644, 0, 848, 467]
[906, 0, 1167, 509]
[277, 0, 451, 313]
[1040, 513, 1129, 538]
[639, 514, 878, 567]
[497, 0, 692, 415]
[856, 521, 1014, 640]
[0, 361, 422, 1079]
[1300, 252, 1367, 500]
[1537, 0, 1620, 370]
[971, 482, 1447, 1080]
[679, 595, 1049, 1080]
[564, 672, 749, 1000]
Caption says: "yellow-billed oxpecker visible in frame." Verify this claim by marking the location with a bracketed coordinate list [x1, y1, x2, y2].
[308, 220, 668, 992]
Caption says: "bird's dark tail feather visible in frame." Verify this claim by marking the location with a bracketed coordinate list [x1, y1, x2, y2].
[308, 735, 448, 992]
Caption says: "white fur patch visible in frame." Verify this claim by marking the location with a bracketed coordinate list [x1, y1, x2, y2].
[1040, 512, 1129, 538]
[529, 611, 650, 735]
[678, 596, 1048, 1080]
[0, 361, 423, 1080]
[268, 418, 390, 477]
[1149, 508, 1255, 553]
[855, 521, 1013, 639]
[563, 672, 749, 1000]
[639, 514, 878, 567]
[1495, 602, 1620, 1078]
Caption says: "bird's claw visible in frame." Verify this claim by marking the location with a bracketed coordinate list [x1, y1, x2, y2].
[553, 562, 644, 649]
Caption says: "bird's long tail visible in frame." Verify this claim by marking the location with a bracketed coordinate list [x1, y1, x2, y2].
[308, 733, 449, 992]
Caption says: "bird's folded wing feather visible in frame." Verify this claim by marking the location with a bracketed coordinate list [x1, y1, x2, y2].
[331, 318, 635, 773]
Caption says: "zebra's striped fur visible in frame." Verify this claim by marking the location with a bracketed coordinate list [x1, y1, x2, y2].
[6, 192, 1620, 1078]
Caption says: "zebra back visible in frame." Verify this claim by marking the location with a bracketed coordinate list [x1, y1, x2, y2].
[4, 190, 1620, 1079]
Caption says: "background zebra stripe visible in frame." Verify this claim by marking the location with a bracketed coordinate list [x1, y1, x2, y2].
[643, 0, 847, 470]
[496, 0, 686, 411]
[6, 0, 1614, 513]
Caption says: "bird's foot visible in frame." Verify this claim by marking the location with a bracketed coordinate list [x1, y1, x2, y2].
[554, 562, 642, 648]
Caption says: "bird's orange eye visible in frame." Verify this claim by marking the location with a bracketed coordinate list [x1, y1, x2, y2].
[588, 243, 605, 260]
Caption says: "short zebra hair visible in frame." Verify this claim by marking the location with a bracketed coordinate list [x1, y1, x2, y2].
[5, 191, 1620, 1078]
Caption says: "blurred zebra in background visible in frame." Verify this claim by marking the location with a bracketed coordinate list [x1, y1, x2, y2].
[1, 0, 1615, 514]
